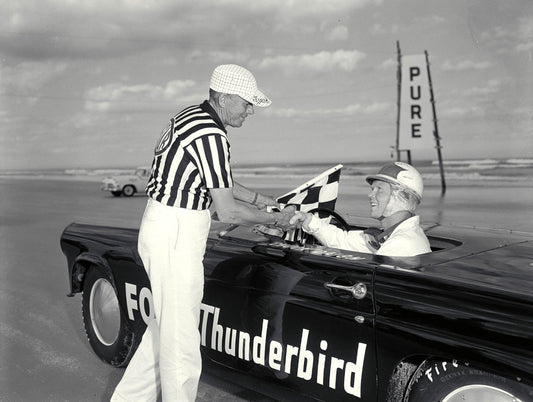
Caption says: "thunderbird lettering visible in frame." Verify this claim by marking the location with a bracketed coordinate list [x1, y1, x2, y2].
[200, 303, 367, 397]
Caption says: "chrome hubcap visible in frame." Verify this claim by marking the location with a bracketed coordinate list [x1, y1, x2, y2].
[443, 385, 523, 402]
[90, 278, 120, 346]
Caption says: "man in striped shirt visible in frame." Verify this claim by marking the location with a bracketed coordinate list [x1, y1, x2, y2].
[111, 65, 294, 402]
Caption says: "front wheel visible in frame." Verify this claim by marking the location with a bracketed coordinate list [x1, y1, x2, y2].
[407, 360, 533, 402]
[122, 185, 135, 197]
[82, 268, 135, 367]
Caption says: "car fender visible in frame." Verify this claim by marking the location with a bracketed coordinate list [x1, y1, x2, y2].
[70, 252, 143, 334]
[69, 252, 114, 295]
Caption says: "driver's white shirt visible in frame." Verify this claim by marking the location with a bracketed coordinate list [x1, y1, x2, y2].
[304, 215, 431, 257]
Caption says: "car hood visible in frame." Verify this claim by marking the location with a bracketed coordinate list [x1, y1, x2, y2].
[102, 175, 138, 182]
[209, 221, 533, 296]
[418, 239, 533, 298]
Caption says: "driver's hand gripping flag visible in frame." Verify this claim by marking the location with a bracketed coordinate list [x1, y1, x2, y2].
[275, 164, 342, 243]
[276, 164, 343, 212]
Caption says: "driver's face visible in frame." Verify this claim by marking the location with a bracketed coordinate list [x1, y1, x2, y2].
[368, 180, 392, 219]
[220, 94, 254, 128]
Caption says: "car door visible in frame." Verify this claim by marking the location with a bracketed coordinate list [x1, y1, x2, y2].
[200, 227, 377, 401]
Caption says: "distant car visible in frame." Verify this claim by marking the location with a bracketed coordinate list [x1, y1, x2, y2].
[60, 208, 533, 402]
[100, 167, 149, 197]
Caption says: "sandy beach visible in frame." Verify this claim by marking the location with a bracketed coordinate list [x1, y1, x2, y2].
[0, 177, 277, 401]
[0, 173, 531, 401]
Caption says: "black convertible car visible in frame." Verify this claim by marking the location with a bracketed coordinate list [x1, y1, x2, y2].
[60, 211, 533, 402]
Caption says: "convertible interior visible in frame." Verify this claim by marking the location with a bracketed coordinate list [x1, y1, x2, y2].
[217, 208, 462, 260]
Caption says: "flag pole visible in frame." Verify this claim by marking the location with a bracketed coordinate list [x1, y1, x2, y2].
[395, 40, 402, 162]
[425, 50, 446, 195]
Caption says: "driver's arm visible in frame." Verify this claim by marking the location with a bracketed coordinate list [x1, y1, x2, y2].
[210, 187, 293, 226]
[290, 212, 372, 252]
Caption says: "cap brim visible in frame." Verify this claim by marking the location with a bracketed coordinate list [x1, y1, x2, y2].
[241, 90, 271, 107]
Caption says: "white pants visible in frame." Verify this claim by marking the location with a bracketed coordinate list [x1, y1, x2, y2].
[111, 199, 211, 402]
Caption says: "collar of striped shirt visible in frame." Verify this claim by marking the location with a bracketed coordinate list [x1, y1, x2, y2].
[201, 100, 227, 133]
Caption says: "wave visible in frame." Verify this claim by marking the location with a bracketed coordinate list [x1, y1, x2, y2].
[505, 158, 533, 165]
[1, 158, 531, 183]
[437, 159, 501, 166]
[424, 172, 532, 182]
[435, 158, 533, 167]
[64, 168, 138, 176]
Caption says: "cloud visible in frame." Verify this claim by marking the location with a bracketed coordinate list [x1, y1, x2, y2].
[187, 50, 249, 64]
[325, 25, 349, 41]
[0, 1, 225, 59]
[371, 14, 443, 35]
[269, 101, 391, 118]
[413, 15, 445, 25]
[377, 58, 396, 70]
[371, 23, 401, 35]
[514, 16, 533, 52]
[0, 0, 383, 61]
[516, 15, 533, 39]
[256, 50, 366, 72]
[441, 105, 484, 118]
[450, 79, 502, 97]
[441, 59, 494, 71]
[84, 80, 198, 113]
[233, 0, 383, 19]
[510, 105, 533, 118]
[1, 60, 68, 92]
[474, 12, 533, 54]
[363, 102, 391, 113]
[515, 42, 533, 52]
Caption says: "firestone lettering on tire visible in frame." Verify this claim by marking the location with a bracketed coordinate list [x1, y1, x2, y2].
[423, 360, 460, 383]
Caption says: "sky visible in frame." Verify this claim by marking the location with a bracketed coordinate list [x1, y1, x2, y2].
[0, 0, 532, 170]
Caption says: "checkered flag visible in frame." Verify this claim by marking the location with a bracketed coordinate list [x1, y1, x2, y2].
[277, 164, 342, 213]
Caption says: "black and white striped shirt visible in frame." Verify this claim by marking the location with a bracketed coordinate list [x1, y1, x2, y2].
[145, 101, 233, 209]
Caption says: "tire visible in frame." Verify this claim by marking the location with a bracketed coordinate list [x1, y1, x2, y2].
[122, 185, 135, 197]
[82, 268, 135, 367]
[111, 191, 122, 197]
[407, 360, 533, 402]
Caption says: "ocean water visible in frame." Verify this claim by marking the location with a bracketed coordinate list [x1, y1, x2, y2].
[232, 158, 533, 183]
[1, 157, 531, 183]
[1, 158, 531, 231]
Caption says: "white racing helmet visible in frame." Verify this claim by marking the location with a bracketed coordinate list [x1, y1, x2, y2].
[366, 162, 423, 202]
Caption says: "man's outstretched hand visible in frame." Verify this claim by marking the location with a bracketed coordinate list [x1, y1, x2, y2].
[275, 205, 297, 230]
[254, 193, 279, 211]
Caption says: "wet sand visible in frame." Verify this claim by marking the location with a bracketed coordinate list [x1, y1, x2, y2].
[0, 175, 531, 401]
[0, 178, 277, 402]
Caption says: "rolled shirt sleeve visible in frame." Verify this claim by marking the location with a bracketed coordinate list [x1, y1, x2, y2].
[304, 214, 431, 257]
[188, 134, 234, 189]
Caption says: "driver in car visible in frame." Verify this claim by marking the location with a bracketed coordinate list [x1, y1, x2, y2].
[289, 162, 431, 257]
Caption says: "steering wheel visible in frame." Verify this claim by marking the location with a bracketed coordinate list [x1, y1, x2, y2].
[294, 208, 350, 246]
[307, 208, 349, 230]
